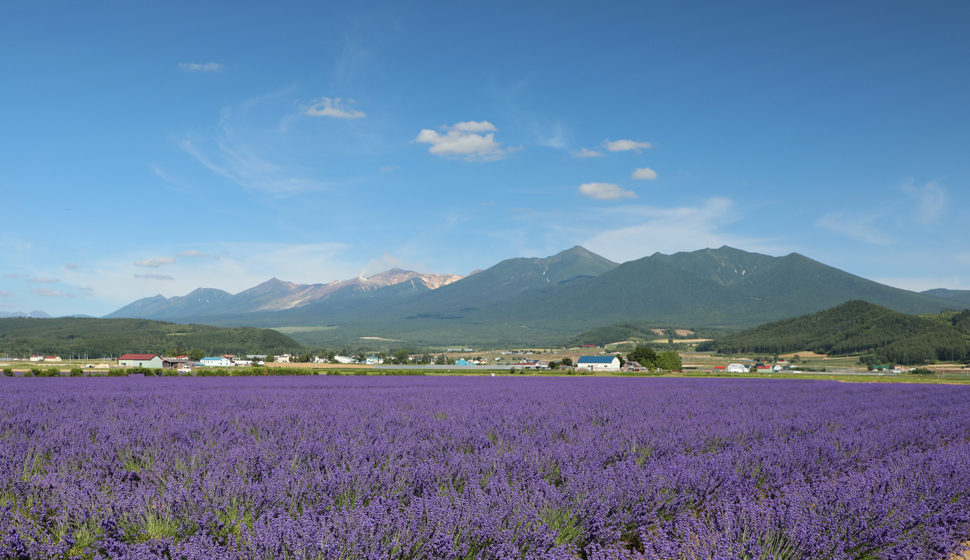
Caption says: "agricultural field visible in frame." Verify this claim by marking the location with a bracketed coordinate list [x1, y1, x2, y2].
[2, 377, 970, 559]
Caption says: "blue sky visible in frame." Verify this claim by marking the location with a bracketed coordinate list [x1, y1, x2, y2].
[1, 1, 968, 316]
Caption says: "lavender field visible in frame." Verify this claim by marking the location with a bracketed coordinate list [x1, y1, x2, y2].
[1, 377, 969, 560]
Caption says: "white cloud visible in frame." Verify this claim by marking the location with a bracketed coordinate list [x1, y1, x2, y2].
[582, 198, 760, 262]
[453, 121, 497, 133]
[578, 183, 638, 201]
[816, 212, 892, 245]
[604, 139, 653, 152]
[134, 257, 176, 268]
[30, 287, 62, 297]
[134, 273, 174, 281]
[177, 250, 213, 258]
[414, 121, 509, 161]
[179, 62, 223, 72]
[380, 165, 400, 173]
[0, 289, 13, 297]
[301, 97, 365, 119]
[64, 262, 82, 269]
[632, 167, 658, 180]
[29, 277, 60, 283]
[902, 182, 947, 224]
[570, 148, 603, 158]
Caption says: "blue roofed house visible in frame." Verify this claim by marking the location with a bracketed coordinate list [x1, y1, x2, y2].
[576, 356, 621, 372]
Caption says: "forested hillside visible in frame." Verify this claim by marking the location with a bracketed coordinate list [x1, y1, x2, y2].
[697, 301, 970, 365]
[0, 318, 304, 358]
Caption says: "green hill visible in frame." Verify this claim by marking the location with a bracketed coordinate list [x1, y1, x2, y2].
[0, 317, 304, 359]
[697, 300, 970, 365]
[106, 288, 234, 320]
[922, 289, 970, 306]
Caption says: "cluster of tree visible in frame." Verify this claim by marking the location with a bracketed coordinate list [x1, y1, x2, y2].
[0, 317, 304, 358]
[698, 301, 970, 366]
[626, 346, 683, 371]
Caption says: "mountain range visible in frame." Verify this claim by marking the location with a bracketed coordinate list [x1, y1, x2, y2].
[0, 310, 52, 319]
[106, 246, 969, 347]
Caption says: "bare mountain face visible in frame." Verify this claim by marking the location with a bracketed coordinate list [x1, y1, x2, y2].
[255, 269, 464, 311]
[105, 268, 463, 320]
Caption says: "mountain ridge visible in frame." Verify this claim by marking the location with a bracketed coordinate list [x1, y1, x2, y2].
[103, 245, 963, 346]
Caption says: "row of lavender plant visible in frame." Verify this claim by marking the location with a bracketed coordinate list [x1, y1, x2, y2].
[1, 376, 968, 559]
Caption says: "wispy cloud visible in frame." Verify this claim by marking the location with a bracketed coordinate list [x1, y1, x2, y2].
[134, 257, 176, 268]
[632, 167, 658, 180]
[380, 165, 400, 173]
[176, 250, 214, 258]
[536, 123, 567, 149]
[180, 89, 335, 195]
[902, 182, 947, 224]
[582, 198, 759, 262]
[31, 287, 62, 297]
[578, 182, 638, 201]
[180, 62, 223, 72]
[65, 262, 82, 269]
[816, 211, 892, 245]
[134, 273, 174, 281]
[570, 148, 603, 158]
[0, 289, 13, 297]
[29, 277, 60, 283]
[415, 121, 511, 161]
[301, 97, 365, 119]
[3, 274, 23, 278]
[604, 139, 653, 152]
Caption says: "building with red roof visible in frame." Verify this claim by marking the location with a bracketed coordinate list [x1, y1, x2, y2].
[118, 354, 163, 368]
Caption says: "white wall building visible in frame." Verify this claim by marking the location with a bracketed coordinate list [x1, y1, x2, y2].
[576, 356, 621, 371]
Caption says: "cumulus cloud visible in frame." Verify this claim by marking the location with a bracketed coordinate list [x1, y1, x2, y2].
[570, 148, 603, 158]
[578, 183, 638, 201]
[65, 262, 82, 269]
[414, 121, 509, 161]
[604, 139, 653, 152]
[134, 257, 176, 268]
[902, 182, 947, 224]
[134, 273, 175, 281]
[632, 167, 658, 180]
[179, 62, 223, 72]
[29, 277, 60, 283]
[31, 287, 62, 297]
[0, 289, 13, 297]
[301, 97, 365, 119]
[816, 212, 891, 245]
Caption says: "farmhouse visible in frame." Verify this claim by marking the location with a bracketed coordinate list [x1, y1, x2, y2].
[118, 354, 163, 368]
[44, 355, 62, 362]
[576, 356, 620, 372]
[725, 363, 748, 373]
